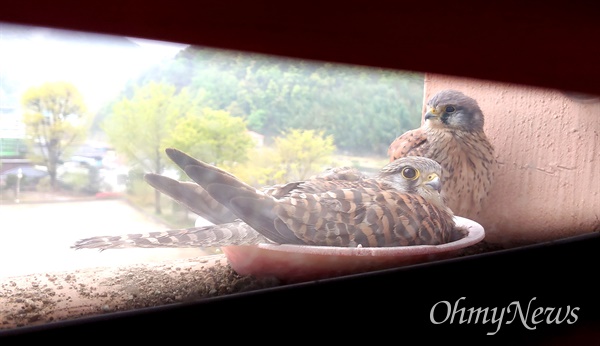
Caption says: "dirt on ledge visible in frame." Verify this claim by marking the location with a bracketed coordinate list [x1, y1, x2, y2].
[0, 255, 280, 330]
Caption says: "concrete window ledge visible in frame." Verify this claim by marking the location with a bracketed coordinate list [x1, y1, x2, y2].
[0, 255, 280, 330]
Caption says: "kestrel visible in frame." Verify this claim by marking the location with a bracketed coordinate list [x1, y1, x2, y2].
[73, 149, 464, 250]
[388, 89, 496, 219]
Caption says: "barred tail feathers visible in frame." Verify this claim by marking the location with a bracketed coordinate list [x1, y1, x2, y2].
[72, 222, 268, 250]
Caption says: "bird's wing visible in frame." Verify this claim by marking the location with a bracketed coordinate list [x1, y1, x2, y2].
[199, 182, 302, 244]
[147, 148, 266, 224]
[144, 174, 238, 224]
[262, 167, 368, 197]
[72, 221, 269, 250]
[166, 148, 238, 179]
[207, 179, 456, 247]
[279, 188, 456, 246]
[182, 162, 303, 244]
[387, 127, 430, 162]
[180, 160, 366, 245]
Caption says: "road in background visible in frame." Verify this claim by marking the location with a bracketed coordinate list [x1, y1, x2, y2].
[0, 199, 207, 278]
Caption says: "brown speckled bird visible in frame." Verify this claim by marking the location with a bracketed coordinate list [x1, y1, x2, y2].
[73, 149, 463, 250]
[388, 89, 496, 219]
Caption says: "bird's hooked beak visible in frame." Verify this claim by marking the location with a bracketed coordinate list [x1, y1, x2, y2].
[424, 173, 441, 193]
[424, 106, 440, 122]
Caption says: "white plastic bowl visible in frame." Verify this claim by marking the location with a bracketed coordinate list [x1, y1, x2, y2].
[222, 216, 485, 283]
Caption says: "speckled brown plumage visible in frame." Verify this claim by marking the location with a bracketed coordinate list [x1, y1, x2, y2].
[388, 89, 497, 219]
[73, 149, 461, 250]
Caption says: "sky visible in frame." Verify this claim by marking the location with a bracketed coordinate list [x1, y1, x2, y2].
[0, 22, 189, 112]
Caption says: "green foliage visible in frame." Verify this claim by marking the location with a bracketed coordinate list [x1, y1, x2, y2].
[226, 129, 335, 185]
[103, 81, 196, 213]
[224, 147, 288, 187]
[102, 82, 194, 173]
[1, 174, 45, 193]
[56, 163, 100, 194]
[273, 129, 336, 181]
[36, 176, 52, 192]
[21, 81, 90, 188]
[103, 81, 256, 213]
[121, 48, 424, 156]
[167, 107, 254, 167]
[58, 170, 90, 193]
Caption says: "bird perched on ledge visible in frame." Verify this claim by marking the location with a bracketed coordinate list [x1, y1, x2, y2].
[73, 149, 465, 250]
[388, 89, 497, 219]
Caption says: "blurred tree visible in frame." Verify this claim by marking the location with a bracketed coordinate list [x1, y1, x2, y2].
[167, 107, 254, 166]
[273, 129, 335, 181]
[225, 129, 335, 186]
[103, 82, 194, 214]
[21, 82, 90, 189]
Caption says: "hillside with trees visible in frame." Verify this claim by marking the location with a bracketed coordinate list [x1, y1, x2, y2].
[99, 46, 424, 156]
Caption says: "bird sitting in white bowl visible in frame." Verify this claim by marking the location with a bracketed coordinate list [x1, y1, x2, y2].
[73, 148, 483, 282]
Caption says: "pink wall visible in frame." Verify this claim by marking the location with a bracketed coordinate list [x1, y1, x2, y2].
[425, 74, 600, 245]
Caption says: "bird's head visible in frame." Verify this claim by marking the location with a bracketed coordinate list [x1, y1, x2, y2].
[424, 89, 485, 131]
[378, 156, 446, 208]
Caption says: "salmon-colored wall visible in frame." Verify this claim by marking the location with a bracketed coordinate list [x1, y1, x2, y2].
[425, 74, 600, 246]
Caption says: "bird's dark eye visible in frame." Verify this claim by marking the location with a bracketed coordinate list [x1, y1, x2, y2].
[445, 105, 456, 113]
[401, 167, 420, 180]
